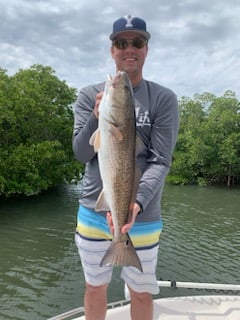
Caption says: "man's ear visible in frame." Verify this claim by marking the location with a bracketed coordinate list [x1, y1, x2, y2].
[110, 45, 114, 58]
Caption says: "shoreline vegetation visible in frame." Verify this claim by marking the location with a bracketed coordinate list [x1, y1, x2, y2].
[0, 65, 239, 198]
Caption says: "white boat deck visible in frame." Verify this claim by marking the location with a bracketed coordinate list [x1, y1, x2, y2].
[75, 295, 240, 320]
[48, 282, 240, 320]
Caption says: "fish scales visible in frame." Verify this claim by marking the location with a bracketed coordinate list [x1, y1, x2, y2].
[90, 71, 143, 272]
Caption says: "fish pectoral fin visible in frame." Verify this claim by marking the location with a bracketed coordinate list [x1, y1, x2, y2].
[95, 190, 110, 211]
[89, 129, 101, 152]
[110, 124, 123, 142]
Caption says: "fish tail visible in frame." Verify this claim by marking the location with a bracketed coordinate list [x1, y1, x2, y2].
[100, 234, 143, 272]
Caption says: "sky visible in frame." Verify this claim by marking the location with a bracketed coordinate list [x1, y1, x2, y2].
[1, 0, 239, 99]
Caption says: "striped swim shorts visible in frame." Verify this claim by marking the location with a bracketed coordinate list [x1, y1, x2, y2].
[75, 205, 163, 294]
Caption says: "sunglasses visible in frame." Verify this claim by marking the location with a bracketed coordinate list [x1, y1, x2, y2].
[112, 38, 148, 50]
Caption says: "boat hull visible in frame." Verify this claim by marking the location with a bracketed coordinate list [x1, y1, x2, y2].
[75, 295, 240, 320]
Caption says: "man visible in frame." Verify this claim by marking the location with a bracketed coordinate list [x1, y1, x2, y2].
[73, 15, 179, 320]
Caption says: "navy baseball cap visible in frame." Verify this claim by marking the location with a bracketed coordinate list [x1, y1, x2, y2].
[109, 15, 151, 40]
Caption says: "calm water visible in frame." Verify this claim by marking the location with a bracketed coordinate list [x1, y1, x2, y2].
[0, 184, 239, 320]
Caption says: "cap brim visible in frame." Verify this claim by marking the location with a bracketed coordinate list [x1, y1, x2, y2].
[109, 30, 151, 40]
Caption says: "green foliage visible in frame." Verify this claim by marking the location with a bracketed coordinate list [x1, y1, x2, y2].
[0, 65, 84, 197]
[169, 90, 240, 187]
[1, 64, 239, 195]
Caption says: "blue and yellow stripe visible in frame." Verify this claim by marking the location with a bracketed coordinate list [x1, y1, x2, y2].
[76, 205, 163, 249]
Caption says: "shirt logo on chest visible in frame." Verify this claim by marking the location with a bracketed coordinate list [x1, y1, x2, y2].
[135, 106, 151, 127]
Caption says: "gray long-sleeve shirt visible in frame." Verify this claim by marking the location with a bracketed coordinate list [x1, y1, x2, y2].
[73, 79, 179, 222]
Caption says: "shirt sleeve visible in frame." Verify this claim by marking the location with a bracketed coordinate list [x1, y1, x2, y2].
[72, 85, 102, 164]
[136, 91, 179, 211]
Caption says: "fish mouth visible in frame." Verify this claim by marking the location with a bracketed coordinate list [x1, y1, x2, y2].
[110, 71, 131, 89]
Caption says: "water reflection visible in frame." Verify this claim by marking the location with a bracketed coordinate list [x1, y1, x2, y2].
[0, 184, 239, 320]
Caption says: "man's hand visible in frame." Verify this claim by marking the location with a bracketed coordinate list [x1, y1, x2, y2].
[93, 92, 104, 118]
[106, 202, 141, 234]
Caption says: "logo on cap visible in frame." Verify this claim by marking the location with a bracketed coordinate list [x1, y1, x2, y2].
[125, 15, 133, 28]
[109, 14, 151, 40]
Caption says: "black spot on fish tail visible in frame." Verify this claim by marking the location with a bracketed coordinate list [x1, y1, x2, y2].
[100, 234, 143, 272]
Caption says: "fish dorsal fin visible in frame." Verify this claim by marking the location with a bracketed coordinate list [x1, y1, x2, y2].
[95, 190, 110, 212]
[132, 166, 142, 203]
[110, 124, 123, 142]
[127, 135, 144, 219]
[128, 166, 142, 219]
[89, 129, 101, 152]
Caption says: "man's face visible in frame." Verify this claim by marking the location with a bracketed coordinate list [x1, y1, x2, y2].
[110, 31, 148, 78]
